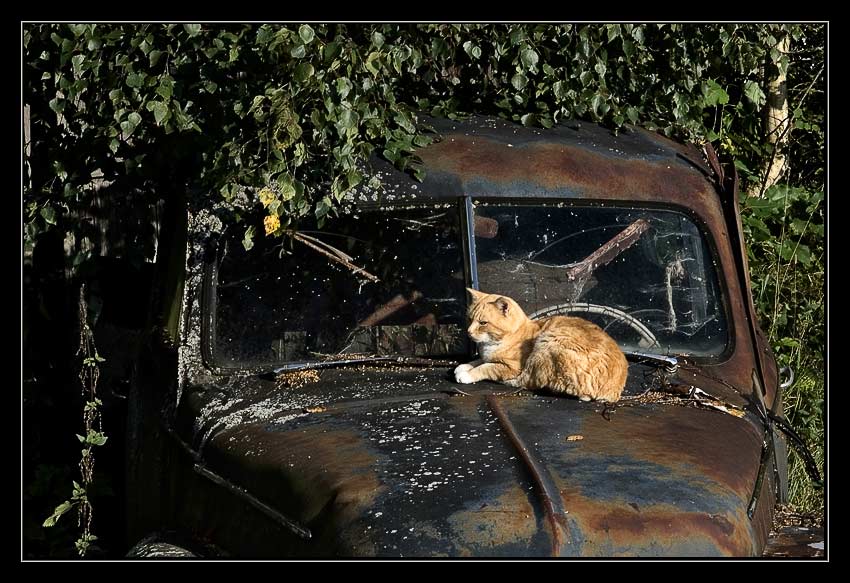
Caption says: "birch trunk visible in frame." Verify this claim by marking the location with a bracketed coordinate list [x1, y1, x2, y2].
[761, 33, 791, 195]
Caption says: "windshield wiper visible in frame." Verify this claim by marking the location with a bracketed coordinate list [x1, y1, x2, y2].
[271, 356, 397, 374]
[256, 355, 460, 379]
[623, 350, 679, 374]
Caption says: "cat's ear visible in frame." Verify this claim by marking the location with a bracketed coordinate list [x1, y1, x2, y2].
[467, 287, 485, 302]
[494, 297, 510, 316]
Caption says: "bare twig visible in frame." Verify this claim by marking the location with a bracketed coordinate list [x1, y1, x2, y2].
[290, 231, 380, 283]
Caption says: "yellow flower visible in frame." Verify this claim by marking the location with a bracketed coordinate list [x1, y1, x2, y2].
[258, 187, 276, 208]
[264, 214, 281, 236]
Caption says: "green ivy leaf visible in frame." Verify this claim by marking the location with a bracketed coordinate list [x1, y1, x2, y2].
[242, 226, 255, 251]
[632, 25, 645, 44]
[71, 54, 85, 77]
[336, 77, 353, 99]
[48, 98, 66, 114]
[520, 47, 539, 70]
[591, 94, 604, 116]
[149, 49, 164, 67]
[43, 501, 74, 528]
[778, 239, 795, 261]
[183, 24, 201, 37]
[509, 28, 526, 46]
[156, 78, 174, 99]
[511, 73, 528, 91]
[463, 41, 482, 60]
[520, 113, 537, 126]
[294, 63, 314, 82]
[324, 41, 341, 63]
[299, 24, 315, 44]
[151, 101, 169, 125]
[126, 72, 145, 88]
[338, 108, 359, 130]
[365, 52, 382, 76]
[40, 205, 57, 225]
[673, 93, 689, 119]
[291, 44, 306, 59]
[277, 174, 297, 200]
[120, 112, 142, 137]
[315, 196, 332, 218]
[703, 79, 729, 106]
[553, 81, 567, 100]
[744, 80, 766, 108]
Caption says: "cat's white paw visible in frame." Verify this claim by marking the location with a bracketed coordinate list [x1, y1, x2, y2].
[455, 370, 475, 384]
[504, 377, 521, 387]
[454, 363, 474, 375]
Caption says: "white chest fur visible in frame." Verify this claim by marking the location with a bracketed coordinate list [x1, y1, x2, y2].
[477, 341, 500, 361]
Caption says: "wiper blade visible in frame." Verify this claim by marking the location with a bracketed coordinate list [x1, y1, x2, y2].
[257, 355, 459, 378]
[623, 350, 679, 374]
[271, 356, 397, 374]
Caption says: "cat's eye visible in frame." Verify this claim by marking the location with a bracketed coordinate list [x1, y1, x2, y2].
[478, 320, 488, 326]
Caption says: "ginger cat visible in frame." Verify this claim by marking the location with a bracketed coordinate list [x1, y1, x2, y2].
[454, 288, 629, 402]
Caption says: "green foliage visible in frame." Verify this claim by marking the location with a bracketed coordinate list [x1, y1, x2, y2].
[43, 499, 74, 528]
[24, 24, 820, 261]
[734, 26, 824, 517]
[741, 183, 824, 514]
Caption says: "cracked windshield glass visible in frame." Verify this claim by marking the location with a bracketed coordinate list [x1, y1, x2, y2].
[473, 202, 729, 357]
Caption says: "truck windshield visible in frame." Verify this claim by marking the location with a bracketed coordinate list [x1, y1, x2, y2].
[211, 201, 729, 368]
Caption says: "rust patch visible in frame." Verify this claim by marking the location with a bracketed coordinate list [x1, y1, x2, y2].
[446, 487, 539, 552]
[576, 404, 762, 498]
[559, 484, 754, 556]
[420, 136, 715, 207]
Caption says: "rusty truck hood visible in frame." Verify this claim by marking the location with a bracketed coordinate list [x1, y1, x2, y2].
[175, 364, 765, 557]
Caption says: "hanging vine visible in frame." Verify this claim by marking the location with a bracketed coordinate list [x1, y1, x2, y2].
[42, 284, 107, 557]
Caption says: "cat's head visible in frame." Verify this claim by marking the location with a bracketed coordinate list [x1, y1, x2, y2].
[465, 288, 528, 343]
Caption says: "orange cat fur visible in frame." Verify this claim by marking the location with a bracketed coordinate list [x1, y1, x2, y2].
[454, 288, 629, 402]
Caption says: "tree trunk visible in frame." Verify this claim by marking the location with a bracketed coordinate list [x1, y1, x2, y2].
[761, 33, 791, 195]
